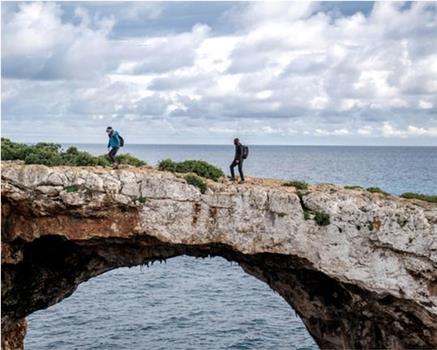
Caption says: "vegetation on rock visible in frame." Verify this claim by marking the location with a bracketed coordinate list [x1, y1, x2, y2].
[314, 211, 330, 226]
[158, 158, 224, 181]
[344, 185, 364, 190]
[184, 174, 208, 194]
[366, 187, 389, 196]
[65, 185, 79, 193]
[283, 180, 308, 190]
[136, 196, 147, 204]
[1, 138, 146, 167]
[400, 192, 437, 203]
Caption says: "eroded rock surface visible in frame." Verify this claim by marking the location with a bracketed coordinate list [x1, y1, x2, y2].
[1, 163, 437, 349]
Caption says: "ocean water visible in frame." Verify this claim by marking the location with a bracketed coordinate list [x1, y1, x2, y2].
[25, 145, 437, 350]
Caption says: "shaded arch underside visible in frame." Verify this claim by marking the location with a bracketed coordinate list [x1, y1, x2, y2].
[2, 234, 435, 350]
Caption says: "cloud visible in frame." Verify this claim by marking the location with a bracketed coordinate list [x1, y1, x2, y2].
[1, 1, 437, 144]
[2, 3, 209, 80]
[2, 2, 116, 80]
[119, 2, 163, 21]
[381, 122, 437, 138]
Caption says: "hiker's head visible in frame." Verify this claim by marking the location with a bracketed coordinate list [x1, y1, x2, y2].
[106, 126, 113, 135]
[233, 138, 240, 145]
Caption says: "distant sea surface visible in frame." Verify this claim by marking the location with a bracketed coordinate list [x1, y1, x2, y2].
[26, 145, 437, 350]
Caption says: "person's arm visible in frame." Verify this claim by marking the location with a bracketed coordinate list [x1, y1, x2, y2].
[107, 137, 111, 149]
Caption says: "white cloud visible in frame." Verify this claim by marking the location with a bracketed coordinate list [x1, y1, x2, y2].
[2, 1, 437, 144]
[314, 128, 350, 136]
[357, 126, 373, 136]
[120, 2, 163, 21]
[419, 100, 433, 110]
[381, 122, 437, 138]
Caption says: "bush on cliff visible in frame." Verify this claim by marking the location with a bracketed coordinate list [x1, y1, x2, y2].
[366, 187, 389, 196]
[158, 159, 224, 181]
[184, 174, 208, 194]
[314, 211, 330, 226]
[400, 192, 437, 203]
[1, 138, 146, 167]
[283, 180, 308, 190]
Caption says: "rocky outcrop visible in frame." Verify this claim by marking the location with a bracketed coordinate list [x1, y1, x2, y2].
[2, 163, 437, 349]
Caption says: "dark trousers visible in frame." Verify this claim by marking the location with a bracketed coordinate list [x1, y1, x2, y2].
[108, 147, 119, 164]
[230, 159, 244, 181]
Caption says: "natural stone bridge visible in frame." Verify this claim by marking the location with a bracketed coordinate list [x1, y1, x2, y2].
[1, 163, 437, 349]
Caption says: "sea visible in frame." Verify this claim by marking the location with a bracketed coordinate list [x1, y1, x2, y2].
[25, 145, 437, 350]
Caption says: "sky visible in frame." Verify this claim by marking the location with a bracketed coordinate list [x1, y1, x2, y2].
[1, 1, 437, 145]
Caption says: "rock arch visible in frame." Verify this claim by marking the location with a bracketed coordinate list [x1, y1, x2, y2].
[2, 164, 437, 349]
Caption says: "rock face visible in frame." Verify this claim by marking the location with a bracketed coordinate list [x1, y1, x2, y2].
[1, 163, 437, 349]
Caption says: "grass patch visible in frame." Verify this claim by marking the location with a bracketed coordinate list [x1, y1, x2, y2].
[184, 174, 208, 194]
[116, 153, 146, 167]
[65, 185, 79, 193]
[400, 192, 437, 203]
[137, 196, 147, 204]
[159, 159, 224, 181]
[367, 187, 389, 196]
[283, 180, 308, 190]
[1, 138, 146, 167]
[344, 185, 363, 190]
[314, 211, 330, 226]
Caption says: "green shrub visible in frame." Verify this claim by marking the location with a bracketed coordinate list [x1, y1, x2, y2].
[1, 137, 32, 160]
[185, 174, 208, 194]
[95, 155, 112, 166]
[159, 159, 224, 181]
[344, 185, 363, 190]
[65, 185, 79, 193]
[1, 138, 145, 167]
[283, 180, 308, 190]
[314, 211, 330, 226]
[117, 153, 146, 167]
[158, 158, 178, 172]
[367, 187, 389, 196]
[137, 196, 147, 204]
[400, 192, 437, 203]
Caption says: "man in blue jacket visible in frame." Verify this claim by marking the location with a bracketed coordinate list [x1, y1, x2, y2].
[106, 126, 121, 166]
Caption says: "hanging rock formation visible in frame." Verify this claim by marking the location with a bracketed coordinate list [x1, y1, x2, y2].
[1, 163, 437, 349]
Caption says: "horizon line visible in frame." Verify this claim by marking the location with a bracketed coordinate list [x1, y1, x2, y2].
[61, 142, 437, 147]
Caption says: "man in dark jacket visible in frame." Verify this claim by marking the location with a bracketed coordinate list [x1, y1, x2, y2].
[230, 138, 244, 182]
[106, 126, 121, 166]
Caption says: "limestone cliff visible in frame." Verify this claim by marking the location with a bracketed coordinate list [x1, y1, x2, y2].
[1, 163, 437, 349]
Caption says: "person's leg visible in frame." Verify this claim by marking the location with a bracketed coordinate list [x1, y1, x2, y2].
[107, 148, 115, 163]
[108, 148, 118, 164]
[112, 147, 119, 165]
[230, 161, 236, 179]
[238, 160, 244, 181]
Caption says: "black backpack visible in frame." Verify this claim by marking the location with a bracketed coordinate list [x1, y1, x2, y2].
[119, 135, 124, 147]
[242, 145, 249, 159]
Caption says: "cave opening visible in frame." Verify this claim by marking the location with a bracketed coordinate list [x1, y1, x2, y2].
[3, 236, 319, 349]
[24, 255, 317, 349]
